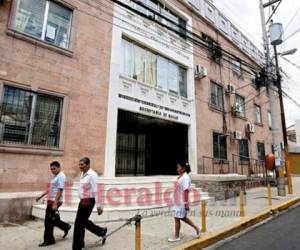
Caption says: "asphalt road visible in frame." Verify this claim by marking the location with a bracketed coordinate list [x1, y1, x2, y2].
[213, 204, 300, 250]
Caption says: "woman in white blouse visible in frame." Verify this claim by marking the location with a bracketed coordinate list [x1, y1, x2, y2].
[168, 163, 200, 242]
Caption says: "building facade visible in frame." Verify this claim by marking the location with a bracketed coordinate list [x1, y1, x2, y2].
[185, 0, 283, 174]
[0, 0, 113, 191]
[0, 0, 283, 191]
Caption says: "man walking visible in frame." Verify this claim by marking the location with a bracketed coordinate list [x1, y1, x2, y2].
[36, 161, 71, 247]
[72, 157, 107, 250]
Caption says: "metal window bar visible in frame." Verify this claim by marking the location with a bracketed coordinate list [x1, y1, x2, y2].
[0, 86, 62, 148]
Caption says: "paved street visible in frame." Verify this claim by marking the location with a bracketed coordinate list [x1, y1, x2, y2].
[1, 177, 300, 250]
[213, 204, 300, 250]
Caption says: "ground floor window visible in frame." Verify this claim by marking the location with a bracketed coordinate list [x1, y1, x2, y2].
[0, 85, 62, 147]
[257, 142, 265, 162]
[213, 132, 227, 160]
[239, 139, 249, 163]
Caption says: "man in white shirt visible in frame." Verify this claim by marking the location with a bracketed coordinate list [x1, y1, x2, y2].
[72, 157, 107, 250]
[36, 161, 71, 247]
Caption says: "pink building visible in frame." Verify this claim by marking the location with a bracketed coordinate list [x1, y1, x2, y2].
[0, 0, 283, 193]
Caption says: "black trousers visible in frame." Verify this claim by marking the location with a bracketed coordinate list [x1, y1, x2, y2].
[44, 201, 70, 244]
[72, 198, 105, 250]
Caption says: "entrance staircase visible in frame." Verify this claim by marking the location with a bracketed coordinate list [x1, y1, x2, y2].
[32, 176, 213, 223]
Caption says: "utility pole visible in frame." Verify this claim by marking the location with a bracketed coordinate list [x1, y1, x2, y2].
[259, 0, 286, 196]
[273, 45, 288, 147]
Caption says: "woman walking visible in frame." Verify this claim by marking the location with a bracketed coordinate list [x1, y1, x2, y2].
[168, 162, 200, 242]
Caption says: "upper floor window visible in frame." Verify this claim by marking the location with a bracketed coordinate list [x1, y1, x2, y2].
[268, 111, 272, 128]
[231, 58, 242, 77]
[121, 38, 188, 98]
[251, 71, 257, 86]
[202, 33, 222, 63]
[210, 82, 224, 111]
[255, 104, 262, 124]
[13, 0, 72, 49]
[235, 94, 246, 118]
[132, 0, 187, 38]
[0, 85, 62, 148]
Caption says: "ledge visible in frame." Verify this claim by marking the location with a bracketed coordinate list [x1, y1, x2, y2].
[255, 122, 264, 127]
[0, 191, 43, 199]
[233, 114, 248, 121]
[191, 174, 247, 182]
[6, 29, 74, 57]
[208, 104, 225, 114]
[0, 144, 64, 156]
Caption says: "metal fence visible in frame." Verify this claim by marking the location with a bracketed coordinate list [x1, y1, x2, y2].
[200, 154, 267, 179]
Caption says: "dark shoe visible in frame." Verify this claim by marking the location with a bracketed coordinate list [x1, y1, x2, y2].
[63, 224, 71, 238]
[101, 227, 107, 237]
[38, 242, 55, 247]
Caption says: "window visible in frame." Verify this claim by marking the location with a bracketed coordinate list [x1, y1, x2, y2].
[239, 139, 249, 163]
[145, 51, 157, 86]
[132, 0, 186, 38]
[251, 71, 257, 86]
[235, 94, 246, 118]
[232, 58, 242, 77]
[257, 142, 265, 162]
[157, 56, 168, 90]
[133, 46, 146, 82]
[121, 38, 187, 97]
[255, 104, 262, 124]
[213, 132, 227, 160]
[210, 82, 224, 110]
[168, 61, 179, 93]
[202, 33, 222, 62]
[0, 86, 62, 147]
[13, 0, 72, 49]
[268, 111, 272, 128]
[179, 67, 187, 98]
[121, 39, 134, 78]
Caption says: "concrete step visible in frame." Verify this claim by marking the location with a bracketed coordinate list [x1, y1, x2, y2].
[66, 183, 199, 192]
[32, 196, 213, 223]
[32, 176, 214, 222]
[56, 192, 211, 208]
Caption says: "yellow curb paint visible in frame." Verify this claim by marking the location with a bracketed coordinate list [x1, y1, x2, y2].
[174, 197, 300, 250]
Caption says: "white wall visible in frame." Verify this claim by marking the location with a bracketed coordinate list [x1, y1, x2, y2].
[104, 1, 197, 176]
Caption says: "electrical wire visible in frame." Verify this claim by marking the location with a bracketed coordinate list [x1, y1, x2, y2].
[266, 0, 282, 24]
[281, 56, 300, 70]
[88, 0, 279, 81]
[283, 26, 300, 42]
[77, 0, 266, 81]
[110, 0, 262, 72]
[284, 4, 300, 32]
[76, 0, 279, 114]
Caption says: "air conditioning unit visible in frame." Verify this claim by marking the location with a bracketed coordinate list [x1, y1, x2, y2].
[233, 131, 242, 140]
[226, 83, 236, 94]
[195, 65, 208, 78]
[233, 103, 243, 114]
[246, 123, 255, 133]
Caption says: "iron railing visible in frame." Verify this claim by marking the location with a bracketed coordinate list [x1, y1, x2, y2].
[200, 154, 267, 179]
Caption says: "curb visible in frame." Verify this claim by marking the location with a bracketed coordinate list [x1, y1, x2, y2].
[174, 196, 300, 250]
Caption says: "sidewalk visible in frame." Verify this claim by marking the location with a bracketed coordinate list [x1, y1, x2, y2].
[1, 177, 300, 250]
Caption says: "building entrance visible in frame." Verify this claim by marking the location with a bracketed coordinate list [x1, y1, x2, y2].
[116, 110, 188, 176]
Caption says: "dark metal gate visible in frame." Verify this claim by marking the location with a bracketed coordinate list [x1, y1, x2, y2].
[116, 110, 188, 176]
